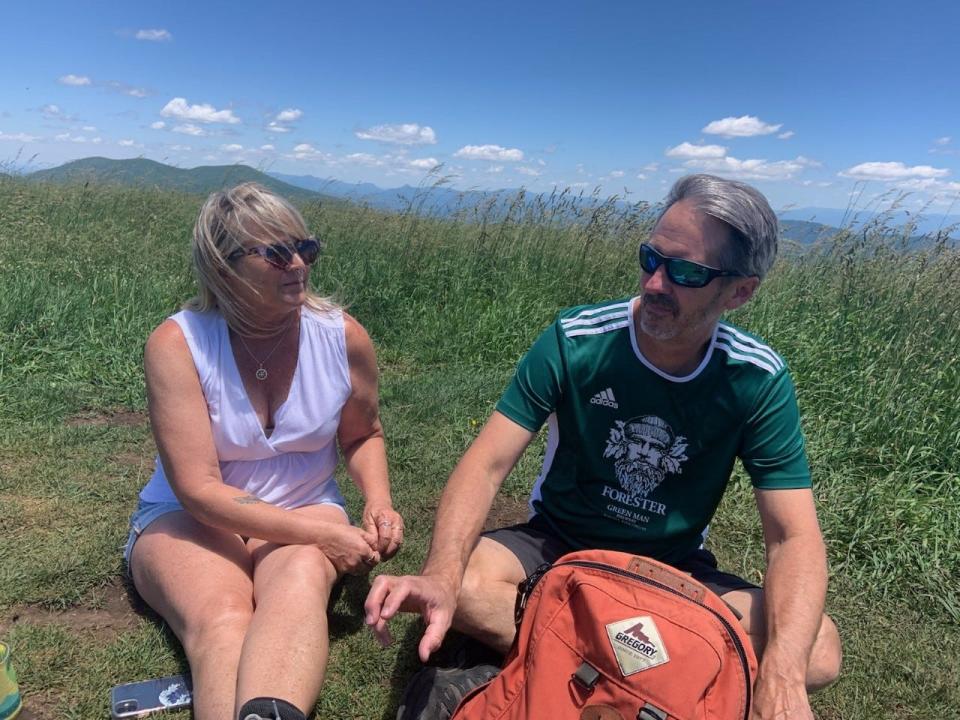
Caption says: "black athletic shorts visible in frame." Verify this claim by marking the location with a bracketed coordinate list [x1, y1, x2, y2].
[482, 515, 759, 600]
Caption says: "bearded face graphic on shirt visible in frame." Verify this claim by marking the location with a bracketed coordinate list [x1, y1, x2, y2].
[603, 416, 689, 498]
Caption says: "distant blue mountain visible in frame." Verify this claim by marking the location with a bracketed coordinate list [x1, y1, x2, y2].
[780, 206, 960, 238]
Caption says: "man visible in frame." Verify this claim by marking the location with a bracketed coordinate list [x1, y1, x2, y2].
[366, 174, 842, 720]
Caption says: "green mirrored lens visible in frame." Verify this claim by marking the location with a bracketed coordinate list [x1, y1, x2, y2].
[670, 260, 711, 287]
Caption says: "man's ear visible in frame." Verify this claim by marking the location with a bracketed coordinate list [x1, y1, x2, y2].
[725, 276, 760, 310]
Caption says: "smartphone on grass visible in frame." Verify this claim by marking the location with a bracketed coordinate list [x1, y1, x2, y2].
[110, 674, 193, 718]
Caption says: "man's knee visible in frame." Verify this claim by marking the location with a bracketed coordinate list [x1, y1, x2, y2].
[720, 588, 841, 691]
[461, 538, 528, 590]
[807, 614, 842, 691]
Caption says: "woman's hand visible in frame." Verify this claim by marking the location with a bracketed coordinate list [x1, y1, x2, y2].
[361, 502, 404, 560]
[317, 524, 381, 576]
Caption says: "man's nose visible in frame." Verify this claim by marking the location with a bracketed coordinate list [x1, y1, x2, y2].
[642, 264, 671, 293]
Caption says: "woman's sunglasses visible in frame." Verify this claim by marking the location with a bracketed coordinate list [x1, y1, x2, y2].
[638, 243, 744, 288]
[228, 237, 321, 270]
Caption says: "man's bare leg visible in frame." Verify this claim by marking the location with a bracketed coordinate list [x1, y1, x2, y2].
[450, 538, 527, 654]
[722, 588, 842, 691]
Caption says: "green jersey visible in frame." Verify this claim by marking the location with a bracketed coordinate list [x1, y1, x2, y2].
[495, 297, 811, 563]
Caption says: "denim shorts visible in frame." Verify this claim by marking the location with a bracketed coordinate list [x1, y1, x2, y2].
[123, 499, 186, 572]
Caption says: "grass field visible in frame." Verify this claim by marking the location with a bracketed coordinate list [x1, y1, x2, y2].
[0, 175, 958, 718]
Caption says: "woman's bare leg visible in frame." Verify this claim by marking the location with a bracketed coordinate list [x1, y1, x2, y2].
[235, 504, 347, 716]
[131, 511, 255, 720]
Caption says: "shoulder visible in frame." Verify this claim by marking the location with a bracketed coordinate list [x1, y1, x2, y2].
[144, 317, 195, 381]
[713, 321, 788, 378]
[341, 311, 377, 371]
[145, 314, 190, 358]
[556, 297, 633, 340]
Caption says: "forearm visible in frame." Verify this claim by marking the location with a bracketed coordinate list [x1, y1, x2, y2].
[343, 433, 391, 504]
[760, 532, 828, 681]
[176, 479, 336, 547]
[419, 450, 503, 590]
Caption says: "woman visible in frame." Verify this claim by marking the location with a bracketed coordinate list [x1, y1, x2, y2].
[125, 183, 403, 720]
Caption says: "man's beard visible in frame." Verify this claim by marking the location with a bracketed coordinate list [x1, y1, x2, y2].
[639, 293, 680, 340]
[614, 458, 665, 498]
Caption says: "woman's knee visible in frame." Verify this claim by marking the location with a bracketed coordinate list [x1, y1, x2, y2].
[180, 594, 254, 656]
[258, 543, 337, 594]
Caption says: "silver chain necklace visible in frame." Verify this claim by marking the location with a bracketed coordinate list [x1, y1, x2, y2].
[235, 313, 298, 381]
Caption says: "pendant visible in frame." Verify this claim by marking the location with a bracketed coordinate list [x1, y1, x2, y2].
[255, 367, 268, 381]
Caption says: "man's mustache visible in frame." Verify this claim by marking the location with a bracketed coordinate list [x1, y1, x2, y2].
[642, 293, 678, 314]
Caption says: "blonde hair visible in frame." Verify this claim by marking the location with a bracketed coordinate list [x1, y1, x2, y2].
[184, 182, 338, 337]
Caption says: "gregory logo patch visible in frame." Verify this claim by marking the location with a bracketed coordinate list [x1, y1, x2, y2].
[606, 616, 669, 676]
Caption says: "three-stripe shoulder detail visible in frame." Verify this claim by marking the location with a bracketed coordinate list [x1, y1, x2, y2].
[715, 325, 785, 375]
[560, 301, 631, 338]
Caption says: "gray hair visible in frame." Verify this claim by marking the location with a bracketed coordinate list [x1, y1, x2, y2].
[183, 182, 338, 337]
[658, 174, 779, 279]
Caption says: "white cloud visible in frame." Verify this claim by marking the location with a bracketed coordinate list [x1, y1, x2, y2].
[355, 123, 437, 146]
[291, 143, 334, 162]
[169, 144, 191, 151]
[609, 170, 625, 178]
[486, 165, 504, 174]
[683, 155, 819, 181]
[267, 122, 292, 133]
[408, 157, 439, 170]
[173, 123, 205, 136]
[636, 173, 647, 180]
[54, 132, 101, 144]
[108, 81, 148, 98]
[934, 136, 952, 145]
[0, 131, 40, 142]
[59, 74, 91, 86]
[161, 97, 240, 124]
[537, 159, 546, 166]
[82, 125, 96, 132]
[702, 115, 782, 138]
[642, 162, 659, 172]
[344, 152, 383, 166]
[454, 144, 524, 162]
[118, 139, 138, 147]
[666, 142, 727, 159]
[136, 29, 172, 41]
[275, 108, 302, 123]
[221, 143, 244, 152]
[891, 177, 960, 196]
[260, 144, 275, 151]
[777, 131, 795, 140]
[839, 161, 949, 181]
[41, 104, 62, 118]
[150, 121, 166, 130]
[517, 166, 542, 177]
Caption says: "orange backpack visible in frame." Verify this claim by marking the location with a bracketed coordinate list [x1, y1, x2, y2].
[452, 549, 757, 720]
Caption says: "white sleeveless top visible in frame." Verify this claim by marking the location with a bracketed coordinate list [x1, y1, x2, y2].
[139, 307, 351, 509]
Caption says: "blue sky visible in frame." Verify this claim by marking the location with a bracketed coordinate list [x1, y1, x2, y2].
[2, 0, 958, 212]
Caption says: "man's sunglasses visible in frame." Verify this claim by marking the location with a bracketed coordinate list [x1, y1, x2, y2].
[227, 237, 321, 270]
[638, 243, 744, 288]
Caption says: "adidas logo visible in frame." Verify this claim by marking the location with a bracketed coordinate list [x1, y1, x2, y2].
[590, 388, 619, 409]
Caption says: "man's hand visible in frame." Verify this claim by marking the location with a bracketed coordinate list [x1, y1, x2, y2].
[364, 574, 458, 662]
[751, 671, 814, 720]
